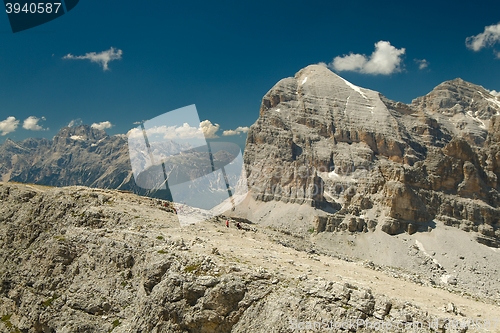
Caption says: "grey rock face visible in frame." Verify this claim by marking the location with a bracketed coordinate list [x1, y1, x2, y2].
[244, 65, 500, 240]
[0, 125, 136, 191]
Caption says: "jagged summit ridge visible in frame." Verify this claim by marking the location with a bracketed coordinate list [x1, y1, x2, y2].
[413, 77, 500, 116]
[54, 124, 108, 142]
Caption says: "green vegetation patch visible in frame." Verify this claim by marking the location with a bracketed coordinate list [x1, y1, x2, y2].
[1, 314, 21, 333]
[108, 319, 121, 332]
[184, 262, 202, 274]
[42, 294, 60, 307]
[1, 315, 12, 328]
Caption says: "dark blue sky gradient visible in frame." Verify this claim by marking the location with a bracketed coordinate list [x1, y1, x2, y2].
[0, 0, 500, 144]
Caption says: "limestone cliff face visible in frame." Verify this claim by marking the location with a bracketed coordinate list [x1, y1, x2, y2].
[244, 65, 500, 242]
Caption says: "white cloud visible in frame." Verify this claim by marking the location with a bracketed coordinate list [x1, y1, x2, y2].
[171, 123, 203, 139]
[329, 41, 405, 75]
[200, 120, 220, 139]
[63, 47, 123, 71]
[23, 116, 47, 131]
[466, 22, 500, 52]
[0, 116, 19, 136]
[222, 126, 250, 136]
[91, 121, 113, 131]
[127, 124, 202, 140]
[414, 59, 429, 70]
[331, 53, 366, 72]
[128, 120, 221, 141]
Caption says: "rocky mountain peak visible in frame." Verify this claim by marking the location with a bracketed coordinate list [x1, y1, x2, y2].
[412, 77, 500, 122]
[55, 124, 108, 142]
[243, 65, 500, 243]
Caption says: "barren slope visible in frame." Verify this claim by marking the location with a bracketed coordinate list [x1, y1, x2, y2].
[1, 183, 499, 332]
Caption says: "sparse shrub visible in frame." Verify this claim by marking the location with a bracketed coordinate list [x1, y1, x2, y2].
[1, 314, 12, 328]
[42, 294, 60, 307]
[184, 262, 201, 273]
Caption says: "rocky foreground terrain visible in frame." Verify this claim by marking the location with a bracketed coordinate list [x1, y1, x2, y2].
[1, 182, 500, 333]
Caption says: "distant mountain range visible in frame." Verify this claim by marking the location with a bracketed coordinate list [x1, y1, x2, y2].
[0, 124, 242, 204]
[0, 125, 136, 190]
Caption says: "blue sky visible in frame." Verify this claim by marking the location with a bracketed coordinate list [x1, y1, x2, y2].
[1, 0, 500, 147]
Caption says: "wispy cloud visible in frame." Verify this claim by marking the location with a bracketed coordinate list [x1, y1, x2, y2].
[0, 116, 19, 136]
[222, 126, 249, 136]
[63, 47, 123, 71]
[91, 121, 113, 131]
[329, 41, 405, 75]
[466, 22, 500, 54]
[23, 116, 47, 131]
[414, 59, 429, 70]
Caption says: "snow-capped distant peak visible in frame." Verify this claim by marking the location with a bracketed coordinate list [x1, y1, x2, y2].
[489, 89, 500, 97]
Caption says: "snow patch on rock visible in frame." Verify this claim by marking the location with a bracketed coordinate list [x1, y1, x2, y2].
[340, 77, 367, 100]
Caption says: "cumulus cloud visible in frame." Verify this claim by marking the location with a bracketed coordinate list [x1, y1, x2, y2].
[489, 90, 500, 97]
[91, 121, 113, 131]
[200, 120, 220, 139]
[23, 116, 47, 131]
[63, 47, 123, 71]
[329, 41, 405, 75]
[466, 22, 500, 52]
[222, 126, 250, 136]
[128, 120, 221, 141]
[0, 116, 19, 136]
[128, 124, 202, 140]
[414, 59, 429, 70]
[331, 53, 366, 72]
